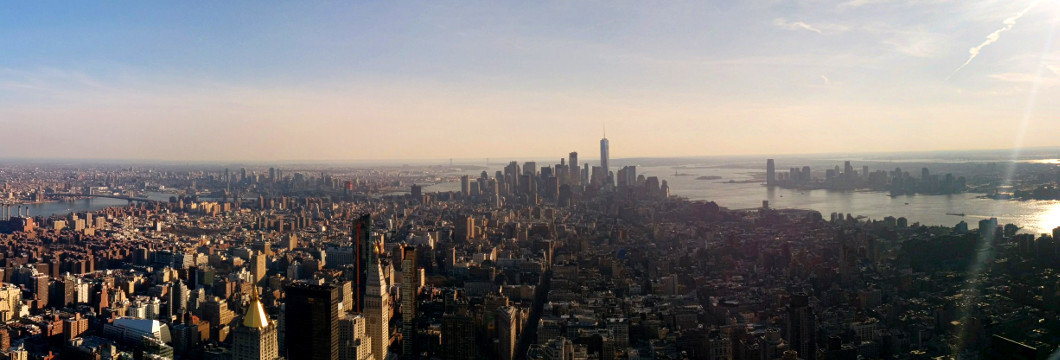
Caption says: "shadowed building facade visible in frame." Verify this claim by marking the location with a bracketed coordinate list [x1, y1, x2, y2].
[285, 283, 340, 360]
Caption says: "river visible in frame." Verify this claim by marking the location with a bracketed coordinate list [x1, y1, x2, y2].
[430, 161, 1060, 235]
[19, 163, 1060, 235]
[4, 191, 178, 219]
[636, 165, 1060, 235]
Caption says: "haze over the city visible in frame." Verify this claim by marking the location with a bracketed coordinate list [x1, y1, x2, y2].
[1, 1, 1058, 161]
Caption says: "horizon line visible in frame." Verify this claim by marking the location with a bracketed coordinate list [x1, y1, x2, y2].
[0, 146, 1057, 166]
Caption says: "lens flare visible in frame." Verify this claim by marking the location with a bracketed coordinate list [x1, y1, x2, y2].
[954, 16, 1057, 358]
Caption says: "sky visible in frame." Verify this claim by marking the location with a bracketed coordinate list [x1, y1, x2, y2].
[0, 1, 1058, 162]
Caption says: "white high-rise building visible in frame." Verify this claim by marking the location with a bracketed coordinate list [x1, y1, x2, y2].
[339, 314, 372, 360]
[366, 257, 390, 360]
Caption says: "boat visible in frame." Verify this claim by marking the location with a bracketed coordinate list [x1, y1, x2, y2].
[946, 212, 965, 216]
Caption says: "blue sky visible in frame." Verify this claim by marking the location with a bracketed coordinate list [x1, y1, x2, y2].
[1, 1, 1058, 161]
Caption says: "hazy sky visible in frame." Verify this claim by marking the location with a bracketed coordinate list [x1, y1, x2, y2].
[1, 1, 1058, 161]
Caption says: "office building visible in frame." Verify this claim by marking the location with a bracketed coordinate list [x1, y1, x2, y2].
[766, 159, 776, 186]
[339, 314, 371, 360]
[285, 282, 340, 360]
[441, 294, 474, 360]
[353, 213, 372, 314]
[400, 245, 418, 357]
[786, 292, 816, 360]
[251, 252, 266, 286]
[497, 306, 518, 360]
[232, 289, 279, 360]
[568, 152, 579, 185]
[366, 258, 390, 360]
[410, 184, 422, 202]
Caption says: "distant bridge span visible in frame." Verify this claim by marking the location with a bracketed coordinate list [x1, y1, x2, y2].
[50, 193, 162, 204]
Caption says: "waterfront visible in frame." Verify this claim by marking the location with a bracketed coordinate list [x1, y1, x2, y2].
[19, 161, 1060, 235]
[424, 160, 1060, 235]
[3, 192, 177, 219]
[10, 197, 134, 219]
[637, 164, 1060, 235]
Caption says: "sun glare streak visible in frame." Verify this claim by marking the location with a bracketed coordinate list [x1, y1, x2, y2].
[1001, 17, 1056, 190]
[953, 17, 1057, 358]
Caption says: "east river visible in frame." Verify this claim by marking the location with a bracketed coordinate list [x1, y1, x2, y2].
[9, 192, 176, 219]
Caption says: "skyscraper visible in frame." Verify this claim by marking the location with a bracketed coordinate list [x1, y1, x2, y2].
[353, 213, 372, 314]
[251, 252, 266, 287]
[786, 292, 816, 360]
[441, 294, 474, 360]
[232, 289, 279, 360]
[400, 245, 418, 358]
[339, 314, 371, 360]
[568, 152, 579, 185]
[366, 258, 390, 360]
[410, 184, 422, 202]
[600, 136, 610, 184]
[766, 159, 776, 186]
[285, 283, 340, 360]
[496, 306, 517, 360]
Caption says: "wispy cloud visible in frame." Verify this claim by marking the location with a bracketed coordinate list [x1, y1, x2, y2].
[838, 0, 929, 9]
[774, 18, 822, 34]
[948, 0, 1044, 80]
[838, 0, 892, 8]
[880, 28, 944, 58]
[989, 71, 1059, 86]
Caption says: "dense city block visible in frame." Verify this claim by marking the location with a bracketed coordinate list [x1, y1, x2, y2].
[0, 145, 1056, 360]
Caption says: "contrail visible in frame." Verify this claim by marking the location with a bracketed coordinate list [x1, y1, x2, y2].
[947, 0, 1043, 80]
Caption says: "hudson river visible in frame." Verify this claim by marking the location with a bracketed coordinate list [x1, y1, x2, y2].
[636, 165, 1060, 235]
[432, 160, 1060, 235]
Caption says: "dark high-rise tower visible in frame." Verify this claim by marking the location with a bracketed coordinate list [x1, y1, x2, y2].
[600, 136, 610, 184]
[353, 213, 372, 314]
[441, 294, 474, 360]
[568, 152, 579, 185]
[766, 159, 776, 186]
[285, 283, 340, 360]
[786, 292, 816, 360]
[401, 245, 418, 357]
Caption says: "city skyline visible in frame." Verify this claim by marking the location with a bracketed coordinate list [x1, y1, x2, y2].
[1, 1, 1059, 161]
